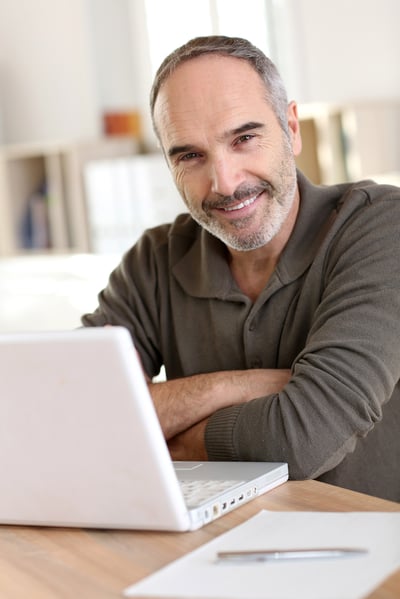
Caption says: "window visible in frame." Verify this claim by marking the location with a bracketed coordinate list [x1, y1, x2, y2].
[144, 0, 273, 75]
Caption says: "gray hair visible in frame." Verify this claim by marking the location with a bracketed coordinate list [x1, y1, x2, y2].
[150, 35, 289, 137]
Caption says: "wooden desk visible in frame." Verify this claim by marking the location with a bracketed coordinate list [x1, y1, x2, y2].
[0, 480, 399, 598]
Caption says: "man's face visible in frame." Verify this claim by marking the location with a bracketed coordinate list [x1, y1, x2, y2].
[153, 55, 302, 252]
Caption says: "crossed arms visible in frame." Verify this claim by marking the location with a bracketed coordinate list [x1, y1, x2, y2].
[149, 368, 291, 460]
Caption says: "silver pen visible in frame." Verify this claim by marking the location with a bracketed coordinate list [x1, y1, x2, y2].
[216, 548, 368, 563]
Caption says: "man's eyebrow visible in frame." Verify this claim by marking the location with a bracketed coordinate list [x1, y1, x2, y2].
[229, 121, 265, 137]
[167, 144, 196, 159]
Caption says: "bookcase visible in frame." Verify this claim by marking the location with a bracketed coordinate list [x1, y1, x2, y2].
[296, 101, 400, 186]
[0, 138, 138, 256]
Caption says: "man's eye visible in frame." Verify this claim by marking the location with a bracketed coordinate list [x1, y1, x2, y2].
[235, 134, 254, 145]
[180, 152, 200, 161]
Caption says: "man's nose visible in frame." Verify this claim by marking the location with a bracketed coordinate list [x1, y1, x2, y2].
[209, 155, 241, 197]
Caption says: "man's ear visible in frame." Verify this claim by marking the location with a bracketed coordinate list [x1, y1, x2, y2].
[287, 101, 302, 157]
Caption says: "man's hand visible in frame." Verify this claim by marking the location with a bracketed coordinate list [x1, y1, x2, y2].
[168, 418, 209, 461]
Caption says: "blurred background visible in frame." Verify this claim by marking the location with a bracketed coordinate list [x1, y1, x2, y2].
[0, 0, 399, 331]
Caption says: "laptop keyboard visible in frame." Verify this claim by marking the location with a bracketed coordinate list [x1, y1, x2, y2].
[180, 479, 244, 508]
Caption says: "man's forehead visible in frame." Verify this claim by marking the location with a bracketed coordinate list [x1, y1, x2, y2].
[153, 55, 268, 133]
[165, 54, 260, 88]
[157, 55, 266, 108]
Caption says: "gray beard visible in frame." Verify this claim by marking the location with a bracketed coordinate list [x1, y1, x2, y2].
[192, 170, 297, 252]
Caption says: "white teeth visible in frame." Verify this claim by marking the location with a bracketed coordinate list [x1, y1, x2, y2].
[223, 195, 257, 212]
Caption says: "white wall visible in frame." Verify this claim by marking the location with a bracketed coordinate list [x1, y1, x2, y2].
[280, 0, 400, 104]
[127, 0, 155, 149]
[85, 0, 137, 111]
[0, 0, 99, 144]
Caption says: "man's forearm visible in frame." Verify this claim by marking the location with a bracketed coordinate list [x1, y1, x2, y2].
[149, 368, 291, 440]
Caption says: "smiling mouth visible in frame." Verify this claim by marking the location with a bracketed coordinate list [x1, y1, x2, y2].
[220, 192, 261, 212]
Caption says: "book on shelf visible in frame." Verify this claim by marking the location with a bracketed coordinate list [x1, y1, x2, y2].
[19, 182, 50, 249]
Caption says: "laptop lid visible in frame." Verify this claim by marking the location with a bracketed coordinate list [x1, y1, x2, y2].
[0, 327, 287, 531]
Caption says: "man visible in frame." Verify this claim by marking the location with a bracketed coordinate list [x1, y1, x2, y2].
[82, 36, 400, 501]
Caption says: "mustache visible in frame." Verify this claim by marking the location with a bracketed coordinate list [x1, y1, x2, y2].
[204, 181, 274, 210]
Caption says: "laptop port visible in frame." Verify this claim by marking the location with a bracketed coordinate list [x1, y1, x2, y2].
[203, 508, 211, 523]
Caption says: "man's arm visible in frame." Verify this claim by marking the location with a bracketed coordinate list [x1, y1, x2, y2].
[149, 368, 291, 439]
[168, 417, 209, 460]
[199, 188, 400, 480]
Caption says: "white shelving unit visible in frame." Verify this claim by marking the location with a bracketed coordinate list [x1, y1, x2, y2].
[296, 101, 400, 186]
[0, 138, 138, 256]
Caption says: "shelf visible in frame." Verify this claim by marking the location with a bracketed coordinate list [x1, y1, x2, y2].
[296, 101, 400, 185]
[0, 137, 138, 256]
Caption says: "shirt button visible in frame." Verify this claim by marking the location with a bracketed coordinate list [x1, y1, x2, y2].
[250, 358, 262, 368]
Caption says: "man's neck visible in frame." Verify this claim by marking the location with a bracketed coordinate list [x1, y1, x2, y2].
[228, 190, 300, 302]
[228, 249, 278, 302]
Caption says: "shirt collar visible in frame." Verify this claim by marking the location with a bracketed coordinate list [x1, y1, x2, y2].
[172, 226, 237, 299]
[275, 171, 340, 284]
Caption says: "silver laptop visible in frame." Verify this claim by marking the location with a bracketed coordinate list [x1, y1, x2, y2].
[0, 327, 288, 531]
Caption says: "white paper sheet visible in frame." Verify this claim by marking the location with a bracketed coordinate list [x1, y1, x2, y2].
[123, 510, 400, 599]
